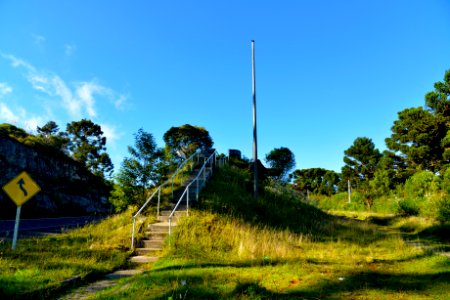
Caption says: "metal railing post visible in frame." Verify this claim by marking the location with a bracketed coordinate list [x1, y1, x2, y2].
[131, 217, 136, 250]
[157, 188, 161, 218]
[168, 217, 172, 245]
[187, 186, 189, 217]
[196, 178, 199, 201]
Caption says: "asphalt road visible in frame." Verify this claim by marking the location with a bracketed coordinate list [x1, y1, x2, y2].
[0, 216, 104, 238]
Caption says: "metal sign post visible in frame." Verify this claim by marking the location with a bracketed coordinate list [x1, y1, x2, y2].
[12, 206, 22, 250]
[2, 171, 41, 250]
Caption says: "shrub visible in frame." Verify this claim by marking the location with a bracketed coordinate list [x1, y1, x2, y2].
[397, 198, 420, 216]
[404, 170, 439, 198]
[436, 197, 450, 223]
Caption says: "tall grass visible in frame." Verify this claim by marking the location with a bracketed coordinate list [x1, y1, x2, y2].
[88, 166, 449, 299]
[0, 209, 142, 299]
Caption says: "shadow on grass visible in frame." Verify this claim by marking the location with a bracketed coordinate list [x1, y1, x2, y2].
[418, 223, 450, 243]
[111, 268, 450, 299]
[152, 257, 332, 273]
[366, 215, 400, 226]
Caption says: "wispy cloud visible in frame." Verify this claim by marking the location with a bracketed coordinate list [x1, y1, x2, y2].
[65, 43, 76, 56]
[0, 102, 45, 132]
[32, 33, 46, 47]
[2, 53, 128, 120]
[100, 123, 123, 147]
[0, 82, 13, 97]
[0, 102, 19, 124]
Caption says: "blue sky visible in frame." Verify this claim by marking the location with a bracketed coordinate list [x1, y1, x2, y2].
[1, 1, 450, 173]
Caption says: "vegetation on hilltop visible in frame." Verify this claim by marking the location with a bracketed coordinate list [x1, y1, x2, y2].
[88, 164, 449, 300]
[291, 70, 450, 223]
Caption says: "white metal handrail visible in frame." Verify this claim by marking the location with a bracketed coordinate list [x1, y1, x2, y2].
[168, 150, 226, 237]
[131, 149, 201, 250]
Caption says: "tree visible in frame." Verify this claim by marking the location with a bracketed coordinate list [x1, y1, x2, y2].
[385, 107, 447, 173]
[342, 137, 381, 187]
[66, 119, 113, 178]
[36, 121, 69, 152]
[163, 124, 213, 160]
[425, 69, 450, 117]
[265, 147, 295, 181]
[292, 168, 340, 195]
[37, 121, 59, 137]
[115, 128, 164, 206]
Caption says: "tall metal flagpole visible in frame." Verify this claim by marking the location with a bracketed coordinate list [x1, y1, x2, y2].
[252, 40, 258, 198]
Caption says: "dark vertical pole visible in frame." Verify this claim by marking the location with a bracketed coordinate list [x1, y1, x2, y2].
[252, 40, 258, 198]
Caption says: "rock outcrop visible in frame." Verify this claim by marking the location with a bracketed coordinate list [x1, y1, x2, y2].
[0, 136, 112, 219]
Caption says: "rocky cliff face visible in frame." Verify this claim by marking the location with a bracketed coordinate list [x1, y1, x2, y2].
[0, 136, 112, 219]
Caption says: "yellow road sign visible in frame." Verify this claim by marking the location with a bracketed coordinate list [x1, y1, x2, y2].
[2, 171, 41, 206]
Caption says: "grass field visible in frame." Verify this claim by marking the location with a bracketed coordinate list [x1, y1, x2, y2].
[1, 165, 448, 299]
[88, 166, 450, 299]
[0, 210, 152, 299]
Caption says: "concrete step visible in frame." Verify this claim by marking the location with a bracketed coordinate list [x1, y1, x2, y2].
[135, 247, 163, 256]
[157, 214, 185, 222]
[148, 222, 173, 232]
[129, 255, 158, 264]
[145, 231, 168, 239]
[142, 239, 164, 248]
[159, 209, 187, 216]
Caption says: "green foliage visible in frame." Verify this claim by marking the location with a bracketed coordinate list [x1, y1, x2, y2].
[425, 69, 450, 117]
[397, 198, 420, 216]
[0, 212, 134, 299]
[386, 107, 447, 173]
[341, 137, 381, 187]
[292, 167, 340, 195]
[369, 169, 391, 197]
[264, 146, 295, 181]
[436, 197, 450, 223]
[36, 120, 69, 151]
[66, 119, 113, 178]
[163, 124, 213, 160]
[441, 167, 450, 193]
[0, 123, 29, 139]
[404, 170, 439, 199]
[198, 166, 330, 238]
[108, 184, 128, 212]
[115, 128, 164, 207]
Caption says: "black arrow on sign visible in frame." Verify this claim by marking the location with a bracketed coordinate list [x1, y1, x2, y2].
[17, 178, 28, 196]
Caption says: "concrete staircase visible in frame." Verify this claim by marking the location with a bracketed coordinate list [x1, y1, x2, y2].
[130, 209, 186, 264]
[129, 149, 218, 264]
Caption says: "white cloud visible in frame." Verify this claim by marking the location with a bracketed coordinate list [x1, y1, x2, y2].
[114, 94, 127, 110]
[76, 82, 106, 118]
[29, 74, 50, 93]
[0, 82, 12, 97]
[65, 43, 76, 56]
[0, 102, 19, 124]
[0, 102, 45, 132]
[32, 33, 46, 47]
[23, 116, 44, 132]
[2, 53, 129, 141]
[51, 75, 80, 117]
[100, 123, 123, 146]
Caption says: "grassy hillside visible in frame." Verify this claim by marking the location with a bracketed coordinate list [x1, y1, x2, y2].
[90, 166, 449, 299]
[0, 210, 148, 299]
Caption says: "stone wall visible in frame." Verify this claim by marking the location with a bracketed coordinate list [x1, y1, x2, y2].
[0, 136, 112, 219]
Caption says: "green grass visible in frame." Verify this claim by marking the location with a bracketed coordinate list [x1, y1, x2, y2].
[0, 209, 146, 299]
[84, 166, 449, 299]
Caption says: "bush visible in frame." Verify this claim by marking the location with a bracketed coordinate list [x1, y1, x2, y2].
[436, 197, 450, 223]
[397, 198, 420, 216]
[404, 170, 439, 198]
